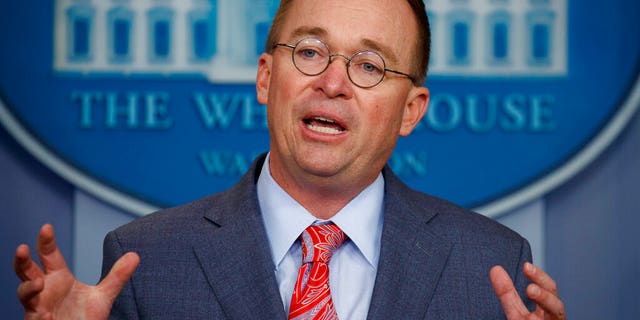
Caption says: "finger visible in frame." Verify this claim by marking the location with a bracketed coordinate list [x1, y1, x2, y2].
[490, 265, 529, 319]
[98, 252, 140, 302]
[17, 277, 45, 309]
[527, 284, 566, 320]
[523, 263, 558, 296]
[36, 224, 69, 273]
[14, 244, 45, 282]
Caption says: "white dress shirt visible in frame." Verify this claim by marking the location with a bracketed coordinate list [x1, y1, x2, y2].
[257, 154, 385, 320]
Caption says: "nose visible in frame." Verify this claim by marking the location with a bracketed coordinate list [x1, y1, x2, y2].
[312, 54, 354, 99]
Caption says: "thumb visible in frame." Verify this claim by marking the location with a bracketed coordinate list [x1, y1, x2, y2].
[490, 265, 529, 319]
[97, 252, 140, 301]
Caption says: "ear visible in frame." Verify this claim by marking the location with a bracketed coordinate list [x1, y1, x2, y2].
[399, 86, 429, 136]
[256, 53, 273, 105]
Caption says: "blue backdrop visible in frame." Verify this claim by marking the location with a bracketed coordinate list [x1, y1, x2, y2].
[1, 1, 640, 319]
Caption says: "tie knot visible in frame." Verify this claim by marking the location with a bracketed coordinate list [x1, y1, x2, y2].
[300, 223, 346, 264]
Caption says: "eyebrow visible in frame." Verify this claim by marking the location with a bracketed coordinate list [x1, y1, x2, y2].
[360, 38, 399, 66]
[286, 26, 400, 65]
[287, 26, 328, 42]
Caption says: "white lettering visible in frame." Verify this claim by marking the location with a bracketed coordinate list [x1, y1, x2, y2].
[71, 91, 173, 130]
[193, 93, 267, 130]
[199, 150, 260, 176]
[389, 151, 428, 178]
[416, 93, 557, 133]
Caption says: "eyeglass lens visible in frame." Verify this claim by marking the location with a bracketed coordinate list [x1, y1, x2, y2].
[291, 38, 387, 88]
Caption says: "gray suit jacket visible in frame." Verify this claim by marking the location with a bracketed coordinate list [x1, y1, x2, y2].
[102, 154, 533, 319]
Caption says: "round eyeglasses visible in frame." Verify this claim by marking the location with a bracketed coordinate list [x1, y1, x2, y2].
[273, 37, 415, 88]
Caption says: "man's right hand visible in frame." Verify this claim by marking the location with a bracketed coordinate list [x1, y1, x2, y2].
[14, 224, 139, 320]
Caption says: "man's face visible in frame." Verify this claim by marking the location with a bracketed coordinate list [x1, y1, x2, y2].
[257, 0, 429, 193]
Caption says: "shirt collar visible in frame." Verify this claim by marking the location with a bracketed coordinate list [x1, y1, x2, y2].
[258, 153, 384, 269]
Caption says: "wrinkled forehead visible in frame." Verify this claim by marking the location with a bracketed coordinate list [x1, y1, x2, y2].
[278, 0, 418, 68]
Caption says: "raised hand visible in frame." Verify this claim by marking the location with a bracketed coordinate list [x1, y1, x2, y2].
[491, 262, 566, 320]
[14, 224, 139, 320]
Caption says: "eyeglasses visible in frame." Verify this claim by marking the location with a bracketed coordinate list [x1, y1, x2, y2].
[273, 37, 415, 88]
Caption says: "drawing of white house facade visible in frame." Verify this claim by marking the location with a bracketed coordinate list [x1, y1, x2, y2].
[53, 0, 278, 82]
[425, 0, 567, 77]
[53, 0, 567, 82]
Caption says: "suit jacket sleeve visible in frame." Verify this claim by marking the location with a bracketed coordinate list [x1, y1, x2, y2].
[102, 230, 140, 320]
[515, 237, 536, 312]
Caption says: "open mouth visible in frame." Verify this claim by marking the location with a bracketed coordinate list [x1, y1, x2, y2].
[303, 116, 346, 135]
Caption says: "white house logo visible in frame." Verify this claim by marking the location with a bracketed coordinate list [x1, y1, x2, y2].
[54, 0, 566, 80]
[1, 0, 639, 217]
[426, 0, 567, 77]
[53, 0, 277, 82]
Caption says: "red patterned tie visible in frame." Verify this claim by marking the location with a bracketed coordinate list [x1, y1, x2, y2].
[288, 223, 346, 320]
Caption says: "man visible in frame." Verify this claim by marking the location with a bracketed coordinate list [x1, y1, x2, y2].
[14, 0, 566, 319]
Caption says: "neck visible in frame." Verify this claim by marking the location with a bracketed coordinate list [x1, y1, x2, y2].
[288, 186, 360, 220]
[267, 158, 379, 220]
[274, 172, 371, 220]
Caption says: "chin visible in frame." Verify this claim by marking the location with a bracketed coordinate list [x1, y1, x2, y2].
[296, 157, 345, 178]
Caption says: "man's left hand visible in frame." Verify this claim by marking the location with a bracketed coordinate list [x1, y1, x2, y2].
[490, 262, 566, 320]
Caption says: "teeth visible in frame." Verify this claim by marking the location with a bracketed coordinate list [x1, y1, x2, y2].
[315, 117, 335, 123]
[306, 123, 342, 134]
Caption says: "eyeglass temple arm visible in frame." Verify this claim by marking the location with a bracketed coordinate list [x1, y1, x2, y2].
[384, 68, 415, 82]
[273, 43, 295, 49]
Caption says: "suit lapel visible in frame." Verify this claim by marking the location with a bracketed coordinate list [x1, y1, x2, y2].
[366, 169, 453, 320]
[192, 156, 287, 320]
[187, 159, 452, 319]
